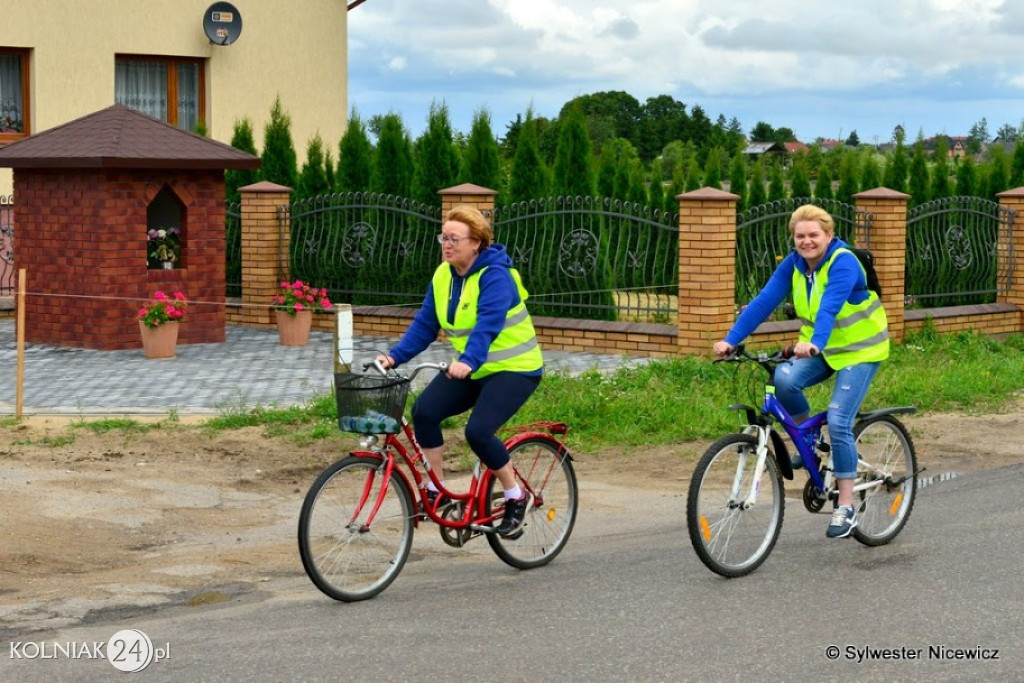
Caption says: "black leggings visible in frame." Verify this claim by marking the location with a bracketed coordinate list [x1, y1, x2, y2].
[411, 371, 542, 471]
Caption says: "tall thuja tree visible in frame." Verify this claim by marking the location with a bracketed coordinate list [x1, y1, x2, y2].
[728, 150, 747, 211]
[930, 138, 952, 199]
[814, 165, 834, 201]
[550, 104, 613, 318]
[507, 111, 549, 204]
[370, 112, 413, 196]
[702, 147, 723, 189]
[505, 110, 550, 313]
[260, 96, 298, 190]
[907, 138, 930, 207]
[626, 159, 647, 205]
[883, 129, 908, 192]
[767, 159, 785, 201]
[366, 113, 414, 304]
[684, 157, 702, 192]
[225, 117, 258, 203]
[747, 158, 767, 208]
[955, 155, 978, 197]
[324, 149, 336, 192]
[836, 152, 860, 206]
[412, 101, 460, 207]
[596, 142, 617, 197]
[984, 145, 1009, 198]
[648, 158, 665, 214]
[1010, 141, 1024, 188]
[296, 134, 330, 202]
[860, 154, 882, 191]
[459, 109, 501, 191]
[293, 134, 332, 287]
[336, 111, 373, 193]
[789, 156, 812, 200]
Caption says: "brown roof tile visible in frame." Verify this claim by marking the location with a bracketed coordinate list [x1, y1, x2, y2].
[0, 104, 260, 170]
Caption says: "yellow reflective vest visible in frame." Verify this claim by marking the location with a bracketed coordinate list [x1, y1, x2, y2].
[792, 248, 889, 369]
[431, 264, 543, 379]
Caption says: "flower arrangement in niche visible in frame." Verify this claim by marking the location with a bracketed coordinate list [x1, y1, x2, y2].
[271, 280, 333, 316]
[138, 291, 189, 328]
[147, 227, 181, 266]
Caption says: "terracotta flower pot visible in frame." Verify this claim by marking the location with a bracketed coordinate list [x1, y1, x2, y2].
[276, 309, 313, 346]
[139, 320, 179, 359]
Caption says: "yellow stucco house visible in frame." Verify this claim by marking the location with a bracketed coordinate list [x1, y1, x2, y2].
[0, 0, 349, 195]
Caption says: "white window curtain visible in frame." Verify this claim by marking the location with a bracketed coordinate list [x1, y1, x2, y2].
[0, 54, 24, 132]
[176, 62, 199, 132]
[115, 60, 167, 122]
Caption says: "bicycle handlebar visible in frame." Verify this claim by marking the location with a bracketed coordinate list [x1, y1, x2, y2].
[362, 359, 449, 381]
[715, 344, 794, 376]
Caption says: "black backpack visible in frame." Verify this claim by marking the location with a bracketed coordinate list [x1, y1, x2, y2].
[847, 247, 883, 297]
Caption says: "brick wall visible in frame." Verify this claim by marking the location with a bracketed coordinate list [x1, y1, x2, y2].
[13, 168, 225, 349]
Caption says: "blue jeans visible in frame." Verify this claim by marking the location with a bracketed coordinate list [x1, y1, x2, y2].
[773, 356, 880, 479]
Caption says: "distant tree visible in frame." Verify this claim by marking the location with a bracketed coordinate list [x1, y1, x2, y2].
[747, 158, 767, 208]
[702, 146, 723, 189]
[996, 123, 1018, 142]
[845, 130, 860, 147]
[637, 94, 689, 163]
[955, 155, 978, 197]
[767, 160, 786, 201]
[336, 111, 373, 192]
[907, 137, 930, 206]
[626, 160, 647, 205]
[967, 117, 989, 155]
[728, 150, 747, 210]
[225, 117, 258, 203]
[883, 130, 908, 193]
[601, 138, 639, 198]
[789, 157, 812, 199]
[774, 127, 797, 144]
[835, 152, 860, 205]
[551, 105, 596, 197]
[860, 154, 882, 191]
[684, 157, 702, 192]
[750, 121, 775, 141]
[1011, 141, 1024, 188]
[506, 110, 549, 204]
[648, 158, 665, 212]
[814, 165, 834, 201]
[559, 90, 643, 155]
[984, 145, 1009, 198]
[459, 108, 501, 191]
[687, 105, 714, 162]
[295, 134, 330, 202]
[370, 112, 413, 196]
[412, 101, 460, 206]
[260, 96, 297, 189]
[930, 138, 952, 199]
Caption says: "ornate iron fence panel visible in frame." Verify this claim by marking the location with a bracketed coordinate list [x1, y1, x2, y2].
[905, 196, 1013, 307]
[492, 196, 679, 322]
[225, 201, 241, 299]
[0, 195, 12, 297]
[735, 197, 870, 316]
[288, 192, 443, 307]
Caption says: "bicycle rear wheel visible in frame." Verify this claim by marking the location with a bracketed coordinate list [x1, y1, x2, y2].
[298, 455, 415, 602]
[851, 415, 917, 546]
[687, 433, 785, 578]
[486, 436, 578, 569]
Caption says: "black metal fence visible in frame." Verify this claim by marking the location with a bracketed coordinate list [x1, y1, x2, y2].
[225, 201, 241, 298]
[1, 195, 13, 297]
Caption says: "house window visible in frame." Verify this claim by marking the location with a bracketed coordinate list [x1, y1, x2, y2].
[115, 56, 205, 132]
[0, 48, 30, 141]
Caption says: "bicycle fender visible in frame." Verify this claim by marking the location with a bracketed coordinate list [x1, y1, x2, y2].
[856, 406, 917, 421]
[502, 432, 573, 460]
[770, 430, 794, 481]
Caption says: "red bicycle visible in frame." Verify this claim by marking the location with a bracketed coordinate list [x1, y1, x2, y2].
[298, 361, 579, 602]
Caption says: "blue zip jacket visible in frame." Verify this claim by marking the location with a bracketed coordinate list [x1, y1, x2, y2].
[724, 238, 869, 351]
[388, 244, 542, 376]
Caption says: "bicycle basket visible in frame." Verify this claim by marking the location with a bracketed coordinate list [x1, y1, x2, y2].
[334, 372, 410, 434]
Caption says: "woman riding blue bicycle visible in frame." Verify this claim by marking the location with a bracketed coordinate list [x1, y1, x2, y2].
[713, 204, 889, 539]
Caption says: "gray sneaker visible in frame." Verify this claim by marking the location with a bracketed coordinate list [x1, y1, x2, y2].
[496, 492, 532, 536]
[826, 505, 858, 538]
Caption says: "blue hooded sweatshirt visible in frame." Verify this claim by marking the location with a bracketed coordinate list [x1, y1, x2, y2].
[388, 244, 542, 376]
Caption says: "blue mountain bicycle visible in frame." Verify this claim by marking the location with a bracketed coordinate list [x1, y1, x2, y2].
[686, 345, 924, 578]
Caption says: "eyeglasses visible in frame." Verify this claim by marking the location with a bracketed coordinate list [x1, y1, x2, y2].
[437, 234, 469, 246]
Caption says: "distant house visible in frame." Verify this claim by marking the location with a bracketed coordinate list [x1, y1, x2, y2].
[818, 139, 843, 151]
[784, 141, 809, 155]
[742, 141, 787, 160]
[923, 136, 969, 158]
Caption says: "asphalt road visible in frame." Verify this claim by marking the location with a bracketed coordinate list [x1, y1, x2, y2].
[3, 464, 1021, 682]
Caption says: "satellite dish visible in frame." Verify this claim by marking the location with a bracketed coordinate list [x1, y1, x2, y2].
[203, 2, 243, 46]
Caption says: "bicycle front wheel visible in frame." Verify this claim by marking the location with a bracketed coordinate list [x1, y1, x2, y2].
[687, 433, 785, 578]
[851, 415, 917, 546]
[486, 436, 578, 569]
[298, 455, 415, 602]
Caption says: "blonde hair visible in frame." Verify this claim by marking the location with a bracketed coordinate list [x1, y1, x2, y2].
[789, 204, 835, 235]
[444, 204, 493, 250]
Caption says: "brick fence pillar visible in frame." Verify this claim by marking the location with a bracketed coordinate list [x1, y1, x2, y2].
[854, 188, 909, 343]
[239, 181, 292, 327]
[996, 187, 1024, 329]
[438, 183, 497, 218]
[676, 188, 739, 357]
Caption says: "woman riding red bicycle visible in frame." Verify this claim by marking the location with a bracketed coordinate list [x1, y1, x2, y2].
[377, 204, 543, 537]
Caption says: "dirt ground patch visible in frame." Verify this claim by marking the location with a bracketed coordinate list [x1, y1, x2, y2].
[1, 400, 1022, 635]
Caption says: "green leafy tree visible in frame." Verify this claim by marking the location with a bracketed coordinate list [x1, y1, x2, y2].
[551, 105, 596, 197]
[749, 121, 775, 141]
[225, 117, 259, 203]
[930, 138, 952, 199]
[907, 137, 930, 206]
[336, 111, 373, 193]
[370, 112, 414, 196]
[459, 109, 501, 191]
[412, 101, 460, 206]
[967, 117, 989, 155]
[845, 130, 860, 147]
[507, 111, 549, 204]
[260, 96, 298, 189]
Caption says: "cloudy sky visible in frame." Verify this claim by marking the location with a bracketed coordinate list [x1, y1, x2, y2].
[347, 0, 1024, 146]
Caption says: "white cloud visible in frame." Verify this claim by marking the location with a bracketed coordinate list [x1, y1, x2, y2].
[345, 0, 1024, 143]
